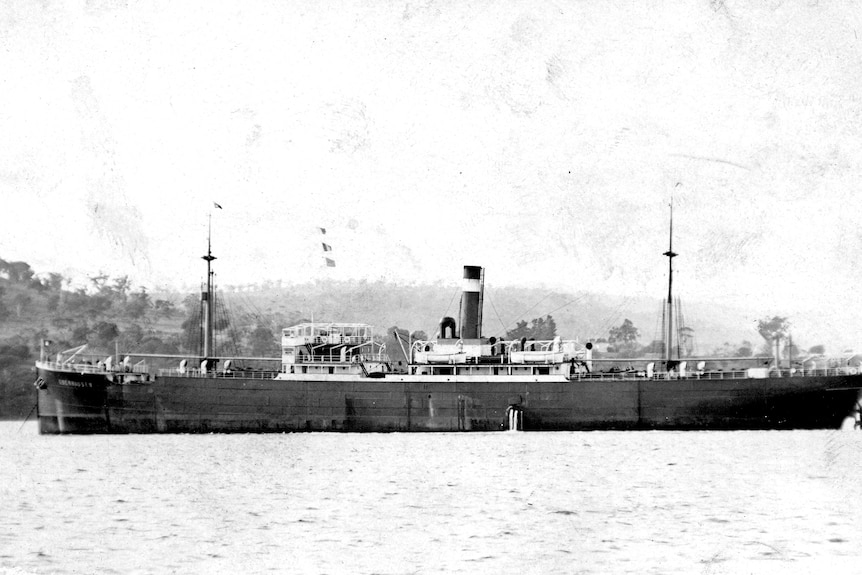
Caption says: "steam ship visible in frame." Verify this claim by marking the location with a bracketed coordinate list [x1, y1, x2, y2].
[34, 217, 862, 433]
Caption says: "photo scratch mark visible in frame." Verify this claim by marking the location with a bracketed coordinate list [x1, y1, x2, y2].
[70, 75, 150, 268]
[670, 153, 751, 171]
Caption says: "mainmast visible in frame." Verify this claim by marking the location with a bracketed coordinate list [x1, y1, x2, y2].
[201, 213, 216, 363]
[662, 198, 677, 365]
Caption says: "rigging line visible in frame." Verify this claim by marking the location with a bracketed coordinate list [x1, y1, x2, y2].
[212, 287, 222, 357]
[215, 295, 230, 357]
[18, 402, 38, 432]
[653, 299, 663, 352]
[485, 292, 508, 336]
[179, 294, 197, 356]
[490, 292, 582, 338]
[212, 280, 229, 358]
[242, 292, 270, 325]
[213, 296, 222, 357]
[506, 292, 555, 331]
[233, 291, 263, 325]
[233, 293, 263, 333]
[611, 297, 633, 327]
[595, 297, 632, 338]
[594, 301, 624, 336]
[541, 294, 587, 320]
[599, 299, 637, 345]
[442, 288, 460, 319]
[197, 289, 205, 358]
[682, 300, 700, 356]
[219, 292, 244, 360]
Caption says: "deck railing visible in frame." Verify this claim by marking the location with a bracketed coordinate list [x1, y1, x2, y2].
[157, 369, 280, 379]
[283, 335, 373, 346]
[295, 353, 390, 364]
[573, 367, 856, 381]
[37, 360, 149, 375]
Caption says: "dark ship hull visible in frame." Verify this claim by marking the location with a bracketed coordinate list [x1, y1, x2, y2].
[35, 363, 862, 434]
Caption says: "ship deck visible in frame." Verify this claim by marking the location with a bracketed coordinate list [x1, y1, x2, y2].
[36, 360, 862, 384]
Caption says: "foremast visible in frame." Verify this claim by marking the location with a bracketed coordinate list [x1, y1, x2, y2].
[201, 213, 216, 367]
[662, 198, 678, 367]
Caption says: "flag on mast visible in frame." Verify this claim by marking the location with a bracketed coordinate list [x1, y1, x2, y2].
[319, 226, 335, 266]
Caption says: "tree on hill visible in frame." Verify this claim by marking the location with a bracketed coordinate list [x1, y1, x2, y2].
[12, 293, 31, 318]
[0, 287, 9, 321]
[0, 340, 34, 419]
[46, 273, 64, 291]
[122, 323, 145, 349]
[782, 342, 800, 359]
[679, 326, 695, 356]
[153, 299, 177, 319]
[808, 344, 825, 355]
[710, 340, 761, 358]
[88, 321, 120, 349]
[71, 323, 90, 343]
[125, 288, 151, 320]
[112, 276, 131, 301]
[248, 323, 279, 357]
[641, 340, 665, 355]
[608, 319, 640, 354]
[134, 335, 180, 355]
[0, 259, 34, 283]
[505, 315, 557, 341]
[756, 315, 790, 355]
[757, 316, 789, 342]
[736, 341, 754, 357]
[85, 293, 113, 319]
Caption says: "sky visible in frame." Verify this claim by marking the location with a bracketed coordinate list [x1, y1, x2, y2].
[2, 0, 862, 350]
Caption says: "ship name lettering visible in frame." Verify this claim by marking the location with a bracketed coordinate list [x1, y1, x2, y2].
[57, 379, 93, 388]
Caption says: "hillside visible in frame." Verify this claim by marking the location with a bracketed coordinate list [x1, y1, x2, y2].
[216, 279, 756, 354]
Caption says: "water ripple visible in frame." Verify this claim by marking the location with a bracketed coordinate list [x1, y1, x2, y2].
[2, 423, 862, 573]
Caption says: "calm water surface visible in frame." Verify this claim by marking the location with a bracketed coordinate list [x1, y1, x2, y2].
[2, 422, 861, 574]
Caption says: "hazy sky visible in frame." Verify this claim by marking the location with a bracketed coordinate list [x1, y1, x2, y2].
[2, 1, 862, 348]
